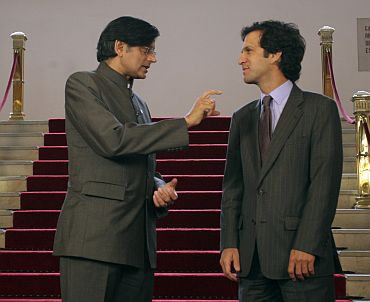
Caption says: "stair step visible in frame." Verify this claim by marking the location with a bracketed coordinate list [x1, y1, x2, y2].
[0, 176, 26, 192]
[47, 117, 232, 133]
[18, 191, 222, 210]
[0, 161, 33, 177]
[10, 208, 370, 229]
[42, 129, 356, 146]
[0, 272, 347, 299]
[5, 227, 367, 255]
[343, 157, 356, 173]
[341, 174, 357, 191]
[33, 159, 227, 176]
[342, 129, 355, 144]
[0, 211, 12, 228]
[38, 144, 229, 160]
[11, 210, 59, 229]
[8, 207, 370, 230]
[338, 190, 357, 209]
[346, 274, 370, 299]
[333, 229, 370, 249]
[0, 193, 20, 210]
[31, 158, 357, 176]
[1, 228, 221, 250]
[339, 251, 370, 273]
[0, 272, 238, 299]
[9, 209, 222, 229]
[0, 273, 60, 297]
[26, 176, 68, 192]
[0, 133, 44, 147]
[43, 131, 230, 146]
[43, 133, 66, 146]
[0, 121, 48, 133]
[333, 209, 370, 228]
[25, 175, 224, 192]
[341, 119, 355, 130]
[343, 143, 355, 158]
[0, 250, 222, 273]
[38, 143, 355, 161]
[0, 147, 38, 161]
[0, 251, 58, 272]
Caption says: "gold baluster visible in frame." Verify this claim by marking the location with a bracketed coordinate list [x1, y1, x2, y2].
[353, 91, 370, 208]
[9, 32, 27, 120]
[318, 26, 335, 98]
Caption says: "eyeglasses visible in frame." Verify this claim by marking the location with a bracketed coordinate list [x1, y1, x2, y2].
[140, 46, 157, 56]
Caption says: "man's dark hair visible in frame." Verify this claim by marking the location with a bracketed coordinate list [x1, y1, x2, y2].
[97, 16, 160, 62]
[241, 20, 306, 82]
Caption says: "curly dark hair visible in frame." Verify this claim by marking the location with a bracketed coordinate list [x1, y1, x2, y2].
[97, 16, 160, 62]
[241, 20, 306, 82]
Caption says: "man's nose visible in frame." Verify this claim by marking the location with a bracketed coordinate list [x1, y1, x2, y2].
[148, 53, 157, 63]
[238, 53, 245, 65]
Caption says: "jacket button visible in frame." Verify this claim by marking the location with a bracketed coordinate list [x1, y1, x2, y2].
[259, 189, 264, 195]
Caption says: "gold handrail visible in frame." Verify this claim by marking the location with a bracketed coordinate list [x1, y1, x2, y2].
[9, 32, 27, 120]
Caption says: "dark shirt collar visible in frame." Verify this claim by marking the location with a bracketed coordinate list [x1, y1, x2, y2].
[96, 61, 134, 89]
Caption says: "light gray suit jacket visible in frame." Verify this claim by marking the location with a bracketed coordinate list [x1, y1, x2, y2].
[220, 85, 343, 279]
[53, 62, 189, 269]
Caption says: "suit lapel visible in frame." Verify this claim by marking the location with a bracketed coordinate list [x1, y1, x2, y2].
[257, 85, 304, 186]
[249, 102, 262, 171]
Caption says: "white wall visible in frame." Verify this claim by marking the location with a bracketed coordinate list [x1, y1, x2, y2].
[0, 0, 369, 120]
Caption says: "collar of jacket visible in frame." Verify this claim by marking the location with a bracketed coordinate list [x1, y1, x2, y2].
[96, 62, 134, 90]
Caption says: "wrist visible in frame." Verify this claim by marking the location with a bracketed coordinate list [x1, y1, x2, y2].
[184, 116, 194, 128]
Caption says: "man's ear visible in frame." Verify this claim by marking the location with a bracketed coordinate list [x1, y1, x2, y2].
[114, 40, 126, 57]
[270, 51, 282, 64]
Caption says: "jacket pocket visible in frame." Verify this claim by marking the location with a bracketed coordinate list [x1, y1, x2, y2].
[284, 217, 300, 230]
[81, 181, 126, 201]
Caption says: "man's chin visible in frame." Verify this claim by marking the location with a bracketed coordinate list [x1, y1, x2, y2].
[244, 78, 256, 85]
[133, 74, 147, 80]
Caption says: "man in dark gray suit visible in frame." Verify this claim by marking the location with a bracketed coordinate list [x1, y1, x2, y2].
[219, 20, 343, 301]
[53, 16, 221, 302]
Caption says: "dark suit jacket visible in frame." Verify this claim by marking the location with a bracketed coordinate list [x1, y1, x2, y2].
[53, 62, 189, 269]
[220, 85, 343, 279]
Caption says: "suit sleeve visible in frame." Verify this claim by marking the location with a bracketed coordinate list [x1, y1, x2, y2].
[292, 99, 343, 257]
[220, 113, 244, 250]
[65, 72, 189, 158]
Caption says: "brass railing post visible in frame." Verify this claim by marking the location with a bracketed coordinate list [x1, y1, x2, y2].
[9, 32, 27, 120]
[318, 26, 335, 98]
[353, 91, 370, 208]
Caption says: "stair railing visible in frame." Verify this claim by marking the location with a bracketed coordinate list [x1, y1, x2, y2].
[319, 26, 370, 208]
[9, 32, 27, 120]
[318, 26, 335, 100]
[353, 91, 370, 209]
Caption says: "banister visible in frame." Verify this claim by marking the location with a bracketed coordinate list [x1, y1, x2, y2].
[318, 26, 335, 99]
[9, 31, 27, 120]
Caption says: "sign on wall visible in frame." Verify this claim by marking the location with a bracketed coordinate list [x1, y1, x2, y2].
[357, 18, 370, 72]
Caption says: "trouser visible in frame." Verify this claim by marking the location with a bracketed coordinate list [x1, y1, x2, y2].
[238, 248, 335, 302]
[59, 256, 154, 302]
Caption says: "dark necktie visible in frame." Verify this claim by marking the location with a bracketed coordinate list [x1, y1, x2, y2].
[128, 87, 145, 124]
[259, 95, 272, 165]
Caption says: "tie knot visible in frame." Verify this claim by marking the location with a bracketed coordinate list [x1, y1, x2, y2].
[262, 95, 272, 107]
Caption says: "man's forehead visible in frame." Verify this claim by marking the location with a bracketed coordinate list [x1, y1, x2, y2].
[243, 30, 262, 46]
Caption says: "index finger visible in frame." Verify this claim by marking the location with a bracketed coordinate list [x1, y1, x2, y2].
[288, 260, 296, 281]
[202, 89, 223, 98]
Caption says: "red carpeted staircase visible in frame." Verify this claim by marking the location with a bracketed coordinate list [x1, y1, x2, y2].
[0, 117, 349, 301]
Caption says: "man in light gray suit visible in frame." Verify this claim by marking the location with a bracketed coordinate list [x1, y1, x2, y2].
[53, 16, 221, 302]
[219, 20, 343, 301]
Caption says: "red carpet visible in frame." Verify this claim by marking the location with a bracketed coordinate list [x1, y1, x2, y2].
[0, 117, 348, 300]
